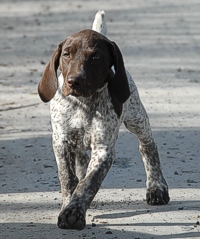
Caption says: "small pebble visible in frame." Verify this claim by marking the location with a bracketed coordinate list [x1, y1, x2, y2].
[105, 231, 113, 234]
[44, 164, 53, 168]
[25, 144, 33, 148]
[187, 179, 197, 183]
[178, 207, 184, 210]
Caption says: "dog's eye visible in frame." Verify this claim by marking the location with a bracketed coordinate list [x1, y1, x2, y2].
[92, 55, 101, 60]
[91, 53, 102, 63]
[63, 51, 70, 58]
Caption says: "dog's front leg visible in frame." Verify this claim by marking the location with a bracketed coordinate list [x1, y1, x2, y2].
[57, 145, 115, 230]
[52, 132, 79, 210]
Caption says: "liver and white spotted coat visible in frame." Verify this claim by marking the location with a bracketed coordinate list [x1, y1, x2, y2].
[38, 11, 170, 230]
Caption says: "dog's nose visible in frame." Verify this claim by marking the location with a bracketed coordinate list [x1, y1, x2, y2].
[68, 77, 82, 89]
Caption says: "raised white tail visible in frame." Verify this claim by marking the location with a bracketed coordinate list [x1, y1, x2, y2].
[92, 10, 107, 36]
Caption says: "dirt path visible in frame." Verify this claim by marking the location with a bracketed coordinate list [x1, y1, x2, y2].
[0, 1, 199, 238]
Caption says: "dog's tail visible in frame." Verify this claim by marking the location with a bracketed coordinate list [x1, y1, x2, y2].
[92, 10, 107, 36]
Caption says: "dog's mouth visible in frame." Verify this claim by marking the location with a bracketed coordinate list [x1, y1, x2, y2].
[62, 78, 109, 98]
[67, 87, 93, 98]
[61, 82, 88, 97]
[70, 81, 109, 97]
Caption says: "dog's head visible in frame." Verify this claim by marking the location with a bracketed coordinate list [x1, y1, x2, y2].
[38, 29, 130, 117]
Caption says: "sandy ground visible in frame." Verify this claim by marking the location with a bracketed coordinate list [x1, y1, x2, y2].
[0, 0, 200, 238]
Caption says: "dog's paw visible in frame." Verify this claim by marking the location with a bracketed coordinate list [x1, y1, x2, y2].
[146, 185, 170, 205]
[57, 206, 86, 230]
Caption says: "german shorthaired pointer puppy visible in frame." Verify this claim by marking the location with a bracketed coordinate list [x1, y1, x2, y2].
[38, 10, 170, 230]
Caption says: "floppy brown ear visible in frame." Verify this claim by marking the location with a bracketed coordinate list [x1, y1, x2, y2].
[38, 41, 64, 102]
[107, 41, 130, 117]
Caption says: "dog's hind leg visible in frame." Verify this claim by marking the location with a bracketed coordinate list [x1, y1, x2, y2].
[124, 74, 170, 205]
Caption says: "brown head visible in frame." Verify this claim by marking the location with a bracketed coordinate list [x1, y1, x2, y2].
[38, 29, 130, 117]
